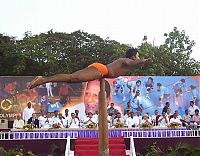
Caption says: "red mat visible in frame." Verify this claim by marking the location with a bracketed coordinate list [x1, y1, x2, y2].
[75, 138, 127, 156]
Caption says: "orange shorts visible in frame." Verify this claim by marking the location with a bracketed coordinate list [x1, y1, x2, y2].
[88, 63, 108, 76]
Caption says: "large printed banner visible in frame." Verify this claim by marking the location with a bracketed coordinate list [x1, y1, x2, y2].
[0, 76, 199, 120]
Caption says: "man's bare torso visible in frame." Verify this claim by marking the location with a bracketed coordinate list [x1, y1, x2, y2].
[106, 58, 133, 78]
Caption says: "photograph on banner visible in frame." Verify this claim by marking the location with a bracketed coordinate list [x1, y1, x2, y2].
[0, 76, 199, 121]
[112, 76, 199, 116]
[0, 76, 84, 120]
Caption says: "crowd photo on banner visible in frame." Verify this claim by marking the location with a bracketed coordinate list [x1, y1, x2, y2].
[0, 76, 199, 129]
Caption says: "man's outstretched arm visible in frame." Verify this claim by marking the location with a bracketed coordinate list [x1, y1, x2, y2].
[129, 58, 152, 67]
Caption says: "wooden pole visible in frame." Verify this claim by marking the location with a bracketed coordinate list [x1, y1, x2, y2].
[98, 78, 109, 156]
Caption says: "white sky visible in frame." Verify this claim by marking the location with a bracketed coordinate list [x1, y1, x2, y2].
[0, 0, 199, 60]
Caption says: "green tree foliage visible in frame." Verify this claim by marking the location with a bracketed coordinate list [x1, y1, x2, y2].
[15, 30, 128, 76]
[132, 27, 200, 76]
[0, 28, 199, 76]
[162, 27, 199, 75]
[0, 33, 17, 75]
[137, 142, 200, 156]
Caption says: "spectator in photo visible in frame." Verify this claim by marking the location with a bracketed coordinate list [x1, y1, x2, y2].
[27, 113, 39, 128]
[59, 83, 74, 105]
[174, 110, 182, 120]
[126, 112, 139, 128]
[113, 112, 125, 128]
[75, 109, 80, 120]
[51, 111, 63, 128]
[188, 101, 199, 118]
[69, 113, 79, 128]
[141, 114, 151, 124]
[145, 112, 151, 121]
[136, 110, 142, 125]
[158, 112, 169, 127]
[4, 81, 18, 96]
[133, 80, 142, 94]
[166, 107, 173, 120]
[124, 101, 133, 113]
[107, 102, 119, 125]
[63, 109, 69, 118]
[51, 111, 60, 124]
[151, 109, 159, 126]
[13, 114, 24, 129]
[38, 95, 49, 114]
[127, 80, 142, 95]
[38, 95, 48, 105]
[58, 113, 64, 128]
[191, 109, 200, 128]
[170, 113, 182, 126]
[182, 109, 191, 127]
[123, 110, 131, 122]
[162, 102, 170, 113]
[113, 76, 127, 101]
[93, 110, 99, 121]
[107, 103, 119, 117]
[187, 85, 198, 104]
[107, 115, 112, 128]
[145, 77, 154, 90]
[46, 82, 54, 97]
[50, 112, 55, 118]
[83, 112, 98, 128]
[22, 102, 35, 124]
[173, 79, 186, 105]
[47, 99, 63, 113]
[156, 83, 170, 107]
[63, 109, 71, 128]
[80, 79, 112, 116]
[43, 112, 53, 128]
[38, 111, 46, 128]
[130, 90, 143, 112]
[145, 77, 154, 99]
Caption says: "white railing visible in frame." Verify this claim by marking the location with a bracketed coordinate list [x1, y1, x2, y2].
[0, 131, 12, 140]
[65, 136, 71, 156]
[0, 131, 78, 140]
[130, 136, 136, 156]
[1, 129, 199, 140]
[126, 129, 199, 156]
[121, 129, 200, 138]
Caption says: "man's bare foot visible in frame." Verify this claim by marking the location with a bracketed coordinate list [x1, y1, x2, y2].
[28, 76, 44, 89]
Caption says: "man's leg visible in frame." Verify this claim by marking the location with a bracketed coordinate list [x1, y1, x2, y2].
[28, 67, 102, 89]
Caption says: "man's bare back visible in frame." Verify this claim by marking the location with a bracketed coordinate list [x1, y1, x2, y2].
[106, 58, 151, 78]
